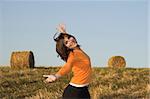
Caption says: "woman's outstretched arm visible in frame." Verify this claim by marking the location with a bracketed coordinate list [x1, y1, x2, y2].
[56, 23, 67, 33]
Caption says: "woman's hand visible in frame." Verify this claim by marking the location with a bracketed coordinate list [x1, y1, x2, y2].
[56, 23, 67, 33]
[43, 75, 57, 83]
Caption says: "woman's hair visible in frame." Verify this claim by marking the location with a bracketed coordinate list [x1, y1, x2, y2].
[53, 33, 79, 62]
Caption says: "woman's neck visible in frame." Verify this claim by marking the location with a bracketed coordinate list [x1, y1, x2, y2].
[72, 46, 80, 50]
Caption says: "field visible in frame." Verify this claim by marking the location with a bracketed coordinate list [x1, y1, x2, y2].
[0, 66, 150, 99]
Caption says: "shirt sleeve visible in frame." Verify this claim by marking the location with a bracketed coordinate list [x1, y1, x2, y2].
[56, 52, 74, 76]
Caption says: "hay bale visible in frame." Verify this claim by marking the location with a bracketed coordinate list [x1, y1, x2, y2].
[10, 51, 35, 69]
[108, 56, 126, 68]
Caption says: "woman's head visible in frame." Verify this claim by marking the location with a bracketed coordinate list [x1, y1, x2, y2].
[63, 35, 78, 49]
[53, 33, 79, 61]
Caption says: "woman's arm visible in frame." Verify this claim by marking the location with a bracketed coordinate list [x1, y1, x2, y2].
[56, 52, 74, 76]
[56, 23, 67, 33]
[56, 62, 72, 77]
[43, 63, 72, 83]
[43, 52, 74, 83]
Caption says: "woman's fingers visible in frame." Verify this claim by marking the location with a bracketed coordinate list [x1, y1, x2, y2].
[46, 78, 53, 82]
[43, 75, 49, 78]
[59, 23, 66, 29]
[56, 23, 66, 33]
[44, 78, 53, 83]
[43, 75, 57, 83]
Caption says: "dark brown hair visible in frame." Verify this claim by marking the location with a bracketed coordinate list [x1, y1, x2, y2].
[53, 33, 79, 62]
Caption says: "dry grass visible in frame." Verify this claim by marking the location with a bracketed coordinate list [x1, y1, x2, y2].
[0, 66, 149, 99]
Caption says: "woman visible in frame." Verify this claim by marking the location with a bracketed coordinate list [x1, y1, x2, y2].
[43, 24, 92, 98]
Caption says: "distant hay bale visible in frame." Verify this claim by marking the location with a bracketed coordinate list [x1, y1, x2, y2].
[108, 56, 126, 68]
[10, 51, 35, 69]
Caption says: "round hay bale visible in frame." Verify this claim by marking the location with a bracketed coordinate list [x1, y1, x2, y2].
[10, 51, 35, 69]
[108, 56, 126, 68]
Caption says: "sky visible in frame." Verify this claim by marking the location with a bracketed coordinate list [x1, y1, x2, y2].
[0, 0, 149, 68]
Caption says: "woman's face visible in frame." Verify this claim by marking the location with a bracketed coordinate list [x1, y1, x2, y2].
[64, 36, 77, 49]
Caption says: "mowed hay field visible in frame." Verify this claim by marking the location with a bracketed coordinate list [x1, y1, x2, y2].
[0, 66, 150, 99]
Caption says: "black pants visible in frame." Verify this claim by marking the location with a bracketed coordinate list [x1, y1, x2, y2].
[62, 84, 90, 99]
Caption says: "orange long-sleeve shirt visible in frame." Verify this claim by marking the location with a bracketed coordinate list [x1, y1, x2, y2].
[56, 48, 92, 85]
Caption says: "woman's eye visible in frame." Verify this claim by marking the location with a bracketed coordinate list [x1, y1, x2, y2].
[68, 36, 71, 39]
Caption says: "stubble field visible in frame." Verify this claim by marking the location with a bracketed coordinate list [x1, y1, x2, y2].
[0, 66, 150, 99]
